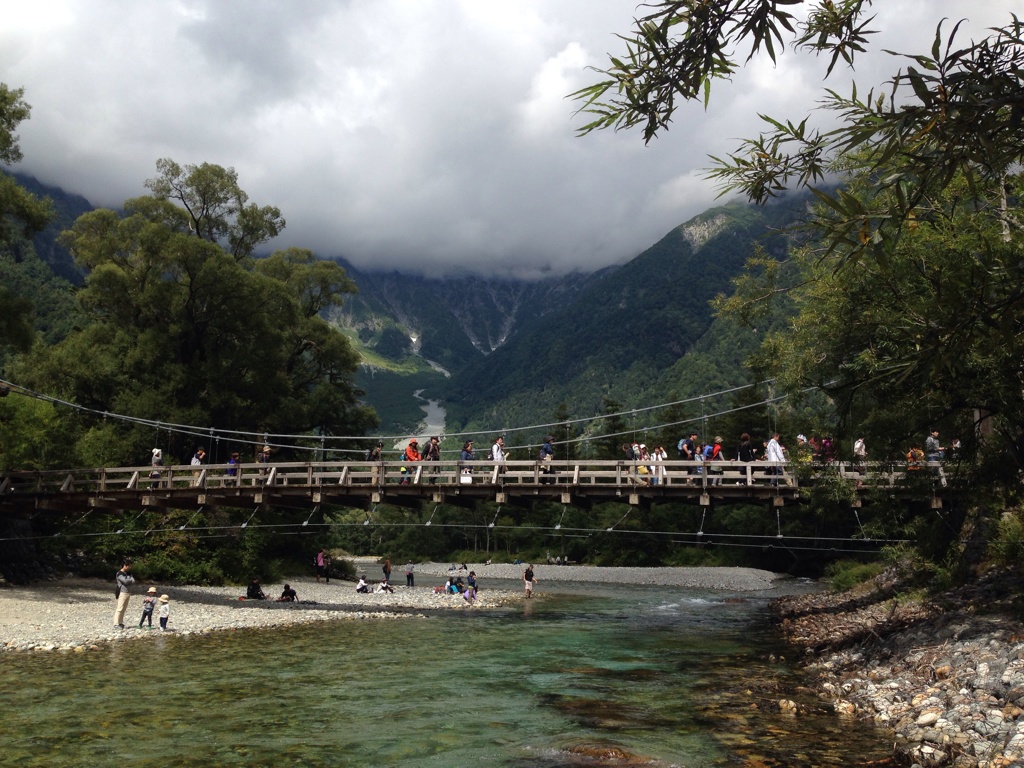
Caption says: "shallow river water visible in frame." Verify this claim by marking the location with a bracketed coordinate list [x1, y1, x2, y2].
[1, 580, 892, 767]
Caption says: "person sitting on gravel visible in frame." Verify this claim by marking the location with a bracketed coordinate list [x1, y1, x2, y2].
[356, 576, 370, 593]
[246, 578, 267, 600]
[376, 579, 394, 594]
[276, 584, 298, 602]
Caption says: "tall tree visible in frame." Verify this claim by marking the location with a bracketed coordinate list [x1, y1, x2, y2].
[12, 161, 376, 467]
[0, 84, 54, 354]
[145, 158, 285, 261]
[576, 3, 1024, 463]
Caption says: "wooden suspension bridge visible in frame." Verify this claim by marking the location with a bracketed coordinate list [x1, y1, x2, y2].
[0, 459, 952, 517]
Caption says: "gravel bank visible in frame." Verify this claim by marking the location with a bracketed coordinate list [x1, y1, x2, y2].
[0, 563, 779, 653]
[404, 560, 780, 591]
[773, 568, 1024, 767]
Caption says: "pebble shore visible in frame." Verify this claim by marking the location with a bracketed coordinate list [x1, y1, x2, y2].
[773, 568, 1024, 768]
[0, 561, 779, 654]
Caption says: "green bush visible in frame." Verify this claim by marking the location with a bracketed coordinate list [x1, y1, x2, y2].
[132, 550, 227, 585]
[825, 559, 884, 592]
[989, 512, 1024, 567]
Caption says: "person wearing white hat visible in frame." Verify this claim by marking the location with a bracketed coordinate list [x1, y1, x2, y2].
[158, 594, 171, 631]
[149, 448, 163, 484]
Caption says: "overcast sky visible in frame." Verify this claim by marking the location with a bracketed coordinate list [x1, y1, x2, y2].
[2, 1, 1016, 279]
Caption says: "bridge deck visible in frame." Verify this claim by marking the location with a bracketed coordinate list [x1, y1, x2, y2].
[0, 459, 950, 516]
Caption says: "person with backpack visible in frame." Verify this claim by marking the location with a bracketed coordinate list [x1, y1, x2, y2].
[703, 436, 724, 485]
[490, 437, 506, 460]
[422, 435, 441, 484]
[401, 439, 421, 484]
[367, 441, 384, 485]
[680, 433, 699, 479]
[490, 436, 507, 477]
[538, 435, 555, 484]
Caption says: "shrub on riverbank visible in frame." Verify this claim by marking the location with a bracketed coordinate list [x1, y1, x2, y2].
[824, 559, 885, 592]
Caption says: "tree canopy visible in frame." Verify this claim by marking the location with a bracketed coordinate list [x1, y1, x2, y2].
[0, 84, 55, 355]
[8, 161, 376, 468]
[573, 3, 1024, 263]
[575, 2, 1024, 469]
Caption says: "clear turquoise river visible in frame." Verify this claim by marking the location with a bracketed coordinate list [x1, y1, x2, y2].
[1, 580, 892, 767]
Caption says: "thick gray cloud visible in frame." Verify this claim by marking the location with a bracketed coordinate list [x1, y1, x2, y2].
[1, 1, 1016, 278]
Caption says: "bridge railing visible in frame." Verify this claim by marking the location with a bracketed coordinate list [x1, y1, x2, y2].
[0, 458, 948, 497]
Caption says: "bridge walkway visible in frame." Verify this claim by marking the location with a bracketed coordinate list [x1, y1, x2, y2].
[0, 459, 951, 516]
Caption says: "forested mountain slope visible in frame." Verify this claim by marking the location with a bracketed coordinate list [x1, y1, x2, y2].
[330, 262, 596, 375]
[440, 197, 805, 431]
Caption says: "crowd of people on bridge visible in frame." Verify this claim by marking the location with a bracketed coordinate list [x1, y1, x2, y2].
[139, 425, 957, 490]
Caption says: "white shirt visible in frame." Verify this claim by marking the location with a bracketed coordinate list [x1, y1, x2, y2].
[765, 438, 786, 464]
[491, 442, 505, 461]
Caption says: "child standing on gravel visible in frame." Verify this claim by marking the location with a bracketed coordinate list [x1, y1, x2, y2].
[139, 587, 158, 628]
[157, 594, 171, 631]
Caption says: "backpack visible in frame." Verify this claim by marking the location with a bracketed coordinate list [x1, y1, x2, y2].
[677, 438, 685, 456]
[364, 448, 373, 461]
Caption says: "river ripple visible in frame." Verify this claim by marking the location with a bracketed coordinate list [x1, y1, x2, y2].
[0, 581, 891, 767]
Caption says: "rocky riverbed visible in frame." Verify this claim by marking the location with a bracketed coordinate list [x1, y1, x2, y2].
[772, 567, 1024, 767]
[0, 561, 779, 653]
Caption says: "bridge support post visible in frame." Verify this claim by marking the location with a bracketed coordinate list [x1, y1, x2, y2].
[699, 493, 710, 506]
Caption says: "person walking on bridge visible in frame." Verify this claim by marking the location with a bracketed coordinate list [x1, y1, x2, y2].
[402, 439, 421, 484]
[190, 446, 206, 486]
[925, 429, 945, 462]
[422, 435, 441, 484]
[765, 433, 786, 485]
[538, 435, 555, 484]
[491, 436, 507, 477]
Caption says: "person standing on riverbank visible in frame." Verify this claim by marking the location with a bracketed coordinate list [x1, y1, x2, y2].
[523, 564, 535, 599]
[113, 562, 134, 629]
[157, 594, 170, 631]
[382, 557, 392, 584]
[405, 560, 415, 587]
[139, 586, 157, 628]
[315, 548, 328, 583]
